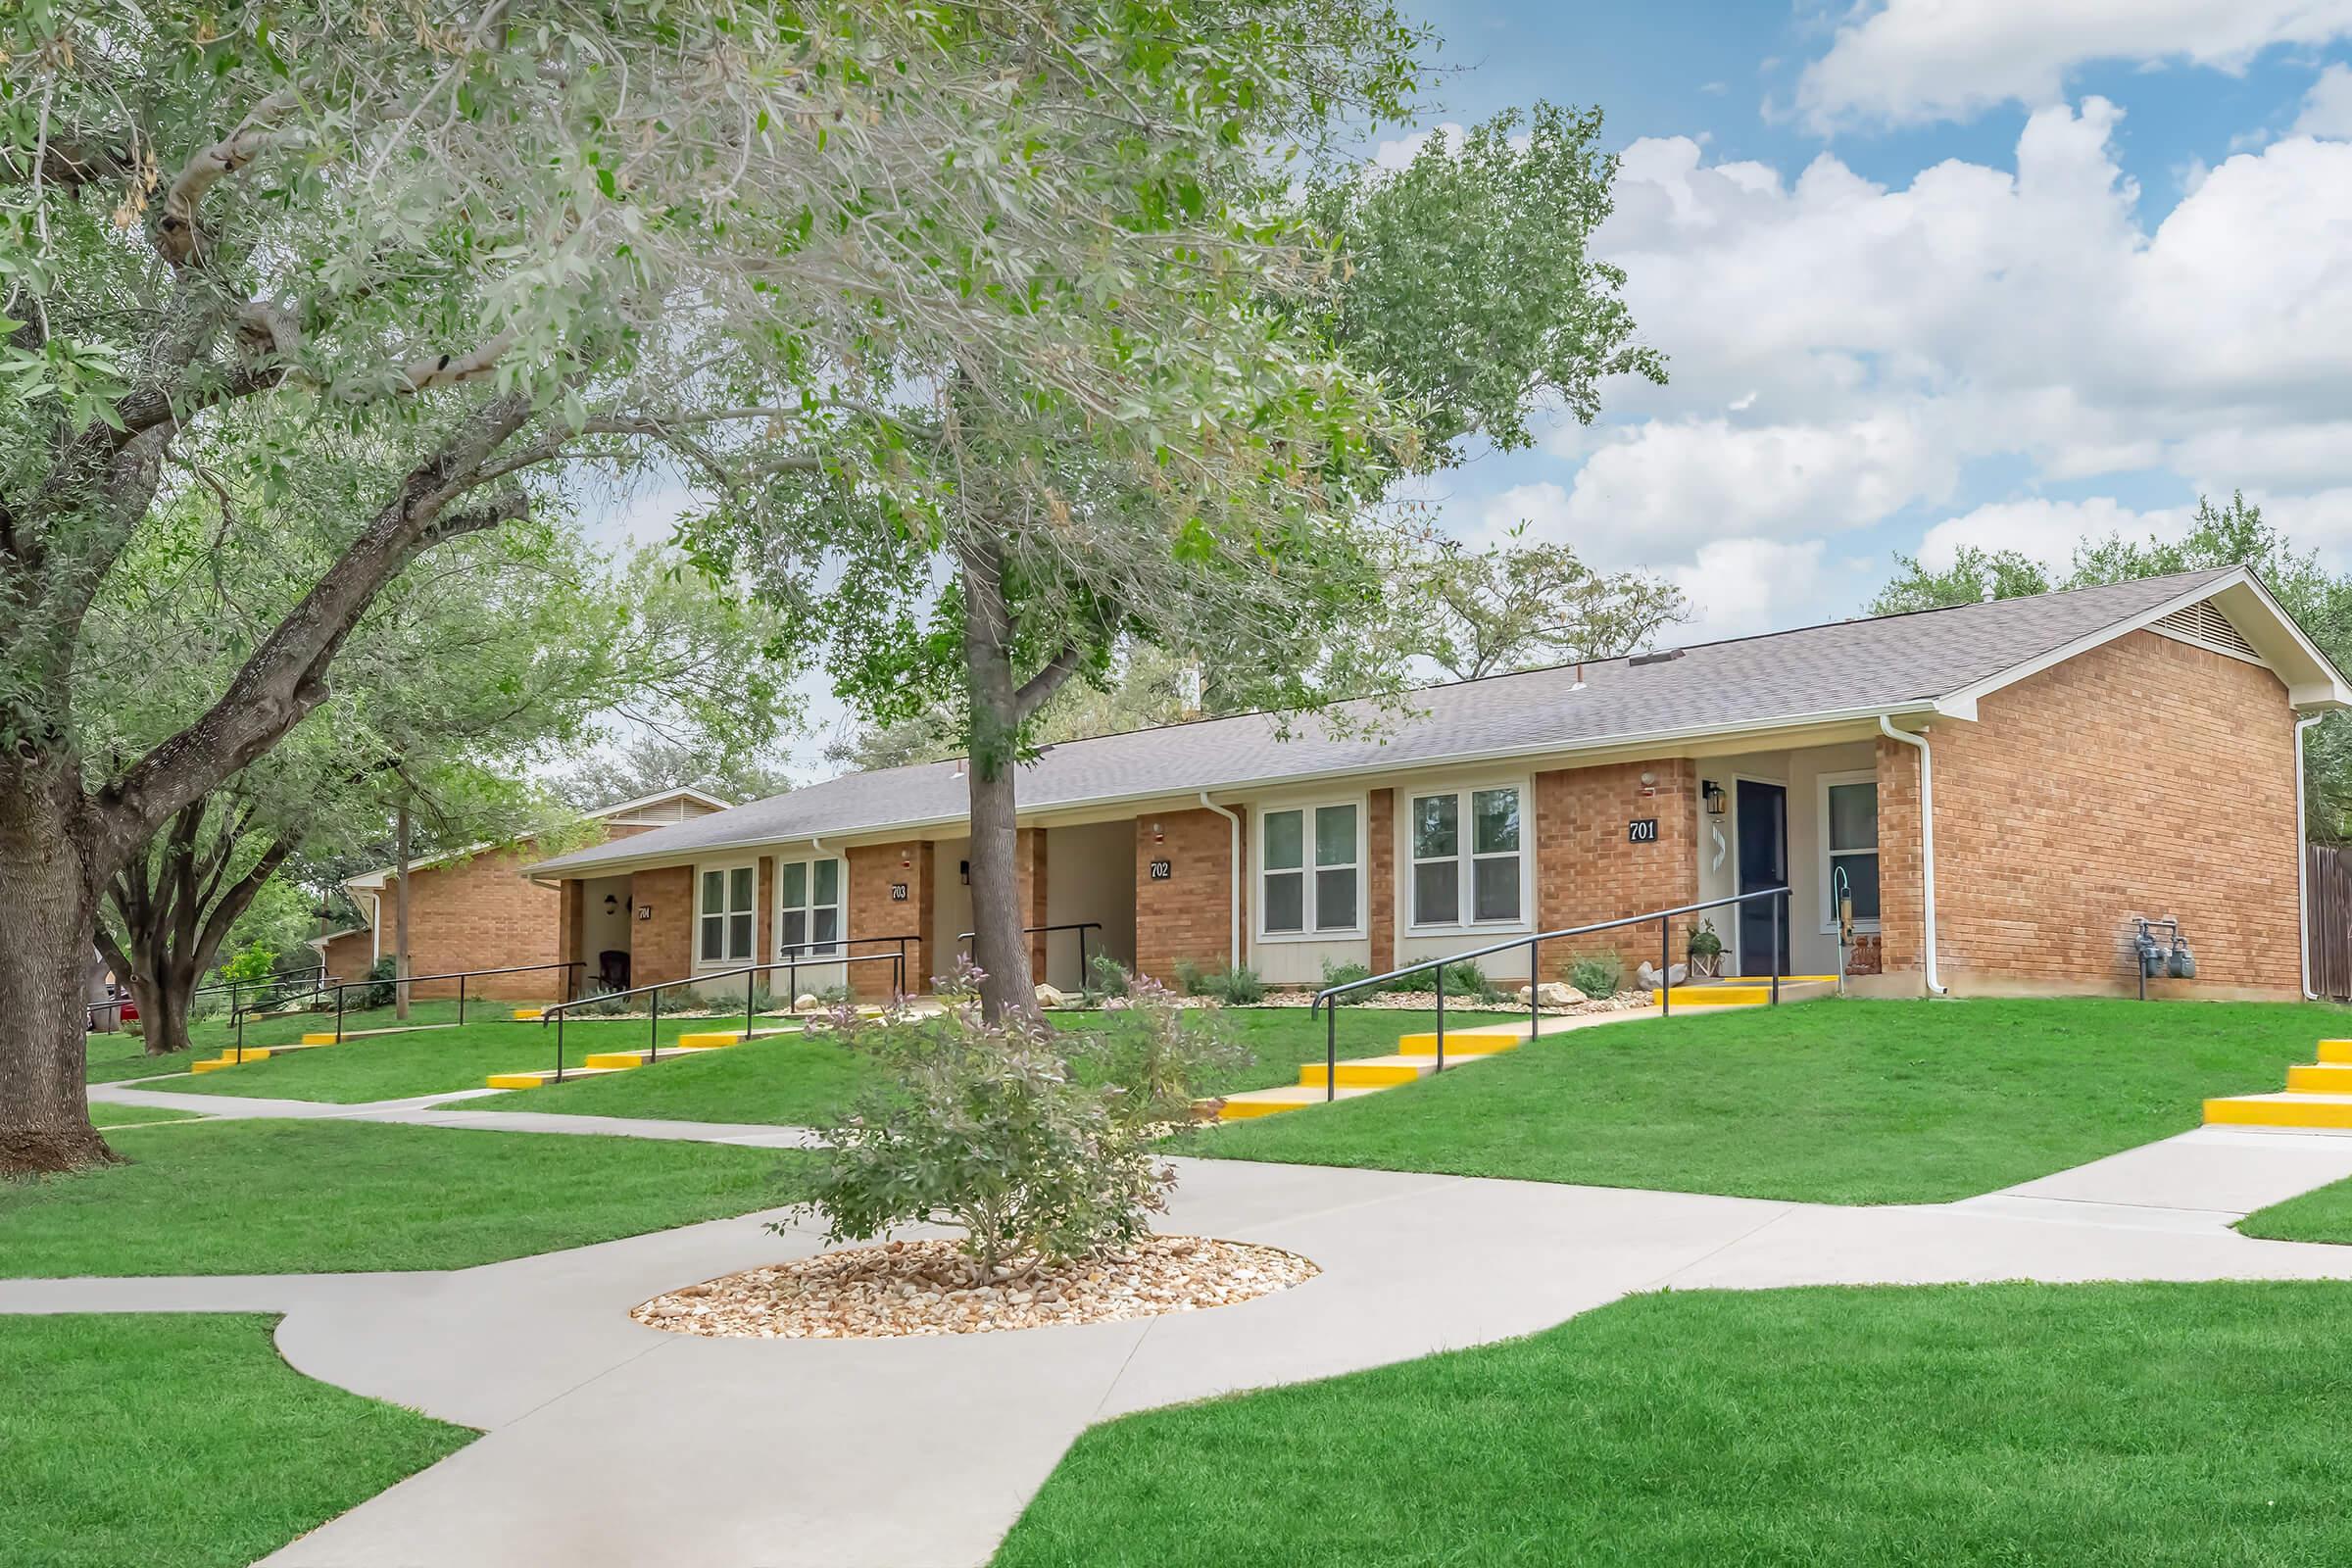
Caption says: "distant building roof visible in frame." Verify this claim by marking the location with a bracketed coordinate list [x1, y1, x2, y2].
[530, 566, 2347, 878]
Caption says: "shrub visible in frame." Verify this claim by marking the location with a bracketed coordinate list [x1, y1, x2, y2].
[359, 957, 398, 1010]
[1200, 965, 1264, 1005]
[1319, 958, 1374, 1004]
[1086, 953, 1132, 999]
[571, 991, 631, 1017]
[1437, 960, 1506, 1004]
[1567, 951, 1624, 998]
[782, 962, 1243, 1270]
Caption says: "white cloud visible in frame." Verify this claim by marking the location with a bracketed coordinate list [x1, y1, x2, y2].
[1916, 498, 2190, 574]
[1541, 414, 1957, 564]
[1370, 122, 1463, 172]
[2295, 62, 2352, 136]
[1796, 0, 2352, 131]
[1663, 538, 1869, 644]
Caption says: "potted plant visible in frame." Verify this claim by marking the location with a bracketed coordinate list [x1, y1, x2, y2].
[1687, 918, 1723, 980]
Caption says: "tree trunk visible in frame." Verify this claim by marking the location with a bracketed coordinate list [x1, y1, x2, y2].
[0, 761, 118, 1174]
[964, 755, 1033, 1019]
[393, 798, 413, 1022]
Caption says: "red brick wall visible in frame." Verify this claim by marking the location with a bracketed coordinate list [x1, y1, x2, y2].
[1367, 788, 1396, 974]
[1879, 629, 2301, 996]
[1533, 759, 1700, 976]
[629, 865, 694, 988]
[1135, 808, 1238, 982]
[378, 845, 565, 1001]
[320, 929, 373, 986]
[847, 842, 930, 999]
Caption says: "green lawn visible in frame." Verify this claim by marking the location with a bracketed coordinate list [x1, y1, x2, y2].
[2238, 1176, 2352, 1245]
[1190, 997, 2348, 1204]
[480, 1007, 1517, 1128]
[86, 1102, 209, 1131]
[137, 1014, 805, 1104]
[994, 1280, 2352, 1568]
[82, 1028, 189, 1085]
[0, 1313, 471, 1568]
[1, 1118, 814, 1275]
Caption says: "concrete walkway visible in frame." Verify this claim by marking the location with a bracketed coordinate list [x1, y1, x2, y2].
[14, 1119, 2352, 1566]
[86, 1081, 827, 1148]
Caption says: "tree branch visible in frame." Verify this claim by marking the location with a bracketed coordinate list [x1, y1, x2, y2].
[155, 91, 298, 268]
[93, 394, 536, 858]
[1013, 642, 1086, 724]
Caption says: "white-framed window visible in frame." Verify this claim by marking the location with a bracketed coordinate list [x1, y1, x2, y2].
[776, 857, 843, 957]
[1258, 801, 1363, 938]
[697, 862, 758, 963]
[1819, 771, 1881, 932]
[1408, 784, 1528, 929]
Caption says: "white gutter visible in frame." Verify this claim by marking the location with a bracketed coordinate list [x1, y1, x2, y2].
[2298, 714, 2323, 1000]
[1198, 792, 1244, 970]
[1878, 716, 1946, 996]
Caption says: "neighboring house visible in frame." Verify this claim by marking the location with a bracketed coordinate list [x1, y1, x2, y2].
[311, 789, 731, 1001]
[526, 568, 2350, 1003]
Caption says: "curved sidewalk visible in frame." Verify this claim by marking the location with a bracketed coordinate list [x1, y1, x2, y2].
[13, 1123, 2352, 1567]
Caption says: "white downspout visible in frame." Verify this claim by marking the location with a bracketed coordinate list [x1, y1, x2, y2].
[1878, 716, 1947, 996]
[2297, 714, 2322, 1000]
[1199, 793, 1244, 971]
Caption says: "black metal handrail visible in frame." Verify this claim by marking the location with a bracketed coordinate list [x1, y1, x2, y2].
[535, 949, 909, 1083]
[230, 959, 585, 1060]
[84, 963, 332, 1030]
[956, 921, 1102, 989]
[1305, 886, 1793, 1102]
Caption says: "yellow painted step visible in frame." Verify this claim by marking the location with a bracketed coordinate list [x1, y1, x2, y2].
[1217, 1096, 1305, 1120]
[513, 1008, 543, 1021]
[1393, 1031, 1520, 1056]
[2319, 1039, 2352, 1064]
[581, 1052, 647, 1071]
[1654, 986, 1771, 1005]
[189, 1049, 271, 1073]
[1300, 1056, 1434, 1089]
[485, 1066, 622, 1090]
[301, 1033, 339, 1046]
[674, 1031, 746, 1050]
[2286, 1062, 2352, 1094]
[1202, 1085, 1385, 1121]
[2204, 1093, 2352, 1130]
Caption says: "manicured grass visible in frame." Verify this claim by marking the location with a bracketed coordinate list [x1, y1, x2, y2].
[1190, 997, 2350, 1204]
[87, 1102, 209, 1131]
[0, 1313, 471, 1568]
[142, 1015, 804, 1104]
[0, 1118, 814, 1275]
[82, 1029, 189, 1085]
[994, 1281, 2352, 1568]
[2238, 1175, 2352, 1245]
[481, 1007, 1518, 1128]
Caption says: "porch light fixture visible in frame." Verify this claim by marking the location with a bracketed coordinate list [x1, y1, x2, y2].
[1703, 781, 1729, 815]
[603, 894, 618, 913]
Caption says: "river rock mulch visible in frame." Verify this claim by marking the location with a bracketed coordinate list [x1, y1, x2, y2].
[629, 1235, 1318, 1340]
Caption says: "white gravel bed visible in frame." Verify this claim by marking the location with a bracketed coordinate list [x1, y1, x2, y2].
[630, 1235, 1317, 1340]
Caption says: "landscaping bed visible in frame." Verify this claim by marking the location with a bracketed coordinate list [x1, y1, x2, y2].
[0, 1119, 815, 1275]
[0, 1313, 472, 1568]
[1190, 997, 2349, 1204]
[633, 1235, 1316, 1340]
[993, 1279, 2352, 1567]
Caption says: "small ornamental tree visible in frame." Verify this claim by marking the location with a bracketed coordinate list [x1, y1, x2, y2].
[782, 963, 1240, 1275]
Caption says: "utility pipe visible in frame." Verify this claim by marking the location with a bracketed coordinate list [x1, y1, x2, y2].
[1878, 715, 1946, 996]
[1199, 792, 1244, 972]
[2298, 714, 2323, 1001]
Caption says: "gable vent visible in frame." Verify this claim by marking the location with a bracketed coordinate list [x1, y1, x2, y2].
[2149, 599, 2262, 663]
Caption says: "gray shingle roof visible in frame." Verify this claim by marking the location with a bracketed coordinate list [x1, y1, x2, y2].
[532, 567, 2236, 877]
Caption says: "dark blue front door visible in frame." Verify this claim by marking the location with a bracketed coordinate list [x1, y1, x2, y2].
[1736, 779, 1789, 976]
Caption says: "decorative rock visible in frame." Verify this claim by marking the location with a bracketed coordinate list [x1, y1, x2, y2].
[630, 1236, 1317, 1341]
[1034, 983, 1068, 1008]
[1516, 981, 1586, 1008]
[1636, 961, 1688, 990]
[794, 993, 818, 1010]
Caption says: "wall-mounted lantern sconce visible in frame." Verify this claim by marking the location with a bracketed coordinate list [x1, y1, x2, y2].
[1702, 781, 1728, 815]
[959, 859, 970, 886]
[603, 894, 619, 913]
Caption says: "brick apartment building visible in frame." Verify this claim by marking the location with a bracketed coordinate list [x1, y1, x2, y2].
[311, 789, 729, 1001]
[526, 567, 2349, 1003]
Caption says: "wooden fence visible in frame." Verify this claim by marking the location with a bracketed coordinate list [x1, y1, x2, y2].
[2307, 845, 2352, 1000]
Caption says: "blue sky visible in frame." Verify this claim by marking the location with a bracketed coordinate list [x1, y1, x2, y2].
[1367, 0, 2352, 645]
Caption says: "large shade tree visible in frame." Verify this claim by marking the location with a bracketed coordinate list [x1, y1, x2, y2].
[3, 1, 1414, 1171]
[696, 99, 1668, 1016]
